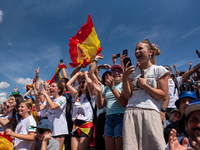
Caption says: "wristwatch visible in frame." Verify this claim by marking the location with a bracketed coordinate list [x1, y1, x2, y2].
[111, 86, 116, 91]
[161, 107, 167, 112]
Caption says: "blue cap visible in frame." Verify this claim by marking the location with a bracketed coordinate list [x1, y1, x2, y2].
[24, 95, 35, 102]
[185, 99, 200, 117]
[175, 91, 197, 108]
[35, 119, 53, 130]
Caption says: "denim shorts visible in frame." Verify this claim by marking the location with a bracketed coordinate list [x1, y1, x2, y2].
[104, 113, 124, 137]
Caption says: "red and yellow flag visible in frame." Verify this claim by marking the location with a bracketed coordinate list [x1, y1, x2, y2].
[0, 132, 13, 150]
[69, 14, 102, 68]
[48, 64, 67, 84]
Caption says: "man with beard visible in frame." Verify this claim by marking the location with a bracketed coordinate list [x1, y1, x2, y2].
[166, 99, 200, 150]
[30, 119, 59, 150]
[164, 91, 198, 143]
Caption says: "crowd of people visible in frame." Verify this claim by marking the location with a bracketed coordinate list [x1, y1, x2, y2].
[0, 39, 200, 150]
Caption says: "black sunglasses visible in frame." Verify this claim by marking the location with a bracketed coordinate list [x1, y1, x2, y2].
[6, 105, 10, 109]
[37, 129, 48, 134]
[79, 80, 86, 85]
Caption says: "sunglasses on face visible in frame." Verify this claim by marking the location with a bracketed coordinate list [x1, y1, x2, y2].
[37, 129, 48, 134]
[112, 70, 122, 74]
[6, 105, 10, 109]
[165, 68, 169, 71]
[79, 80, 86, 85]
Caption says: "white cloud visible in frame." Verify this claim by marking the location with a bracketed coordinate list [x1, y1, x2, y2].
[15, 77, 32, 85]
[181, 27, 200, 39]
[0, 82, 10, 89]
[0, 92, 7, 104]
[0, 10, 3, 23]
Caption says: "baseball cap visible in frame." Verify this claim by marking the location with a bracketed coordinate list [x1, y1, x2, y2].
[24, 95, 35, 102]
[170, 108, 181, 114]
[175, 91, 197, 108]
[34, 119, 53, 130]
[111, 64, 123, 72]
[185, 99, 200, 117]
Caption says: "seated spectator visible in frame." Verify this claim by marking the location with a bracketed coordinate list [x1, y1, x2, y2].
[164, 91, 197, 144]
[165, 99, 200, 149]
[30, 119, 59, 150]
[166, 108, 181, 126]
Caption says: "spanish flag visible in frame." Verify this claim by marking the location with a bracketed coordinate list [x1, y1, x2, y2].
[69, 14, 102, 68]
[0, 132, 13, 150]
[48, 64, 67, 84]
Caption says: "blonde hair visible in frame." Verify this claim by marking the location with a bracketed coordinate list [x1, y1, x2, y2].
[20, 100, 32, 115]
[138, 39, 161, 57]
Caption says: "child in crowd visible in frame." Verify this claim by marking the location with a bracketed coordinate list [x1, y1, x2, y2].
[30, 119, 59, 150]
[166, 108, 181, 126]
[6, 100, 36, 150]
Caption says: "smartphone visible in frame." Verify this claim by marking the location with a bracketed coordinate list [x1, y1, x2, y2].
[141, 70, 144, 78]
[114, 53, 120, 58]
[98, 66, 106, 70]
[196, 49, 200, 57]
[123, 57, 132, 68]
[33, 78, 36, 84]
[123, 49, 128, 56]
[60, 59, 63, 63]
[39, 83, 43, 91]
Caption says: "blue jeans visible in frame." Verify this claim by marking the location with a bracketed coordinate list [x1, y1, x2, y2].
[104, 113, 124, 137]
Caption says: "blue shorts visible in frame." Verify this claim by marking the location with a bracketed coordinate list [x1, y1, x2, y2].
[104, 113, 124, 138]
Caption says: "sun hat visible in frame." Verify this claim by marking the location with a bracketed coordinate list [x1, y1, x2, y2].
[24, 95, 35, 102]
[175, 91, 197, 108]
[34, 119, 53, 130]
[185, 99, 200, 117]
[111, 64, 123, 72]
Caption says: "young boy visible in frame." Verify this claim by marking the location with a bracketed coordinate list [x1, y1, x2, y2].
[166, 108, 181, 126]
[30, 119, 59, 150]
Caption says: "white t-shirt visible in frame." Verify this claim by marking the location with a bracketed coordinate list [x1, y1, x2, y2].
[72, 94, 95, 122]
[37, 101, 48, 117]
[167, 77, 182, 108]
[128, 65, 168, 112]
[44, 95, 68, 136]
[14, 115, 36, 150]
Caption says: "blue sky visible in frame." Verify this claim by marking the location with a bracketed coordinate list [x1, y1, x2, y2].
[0, 1, 200, 103]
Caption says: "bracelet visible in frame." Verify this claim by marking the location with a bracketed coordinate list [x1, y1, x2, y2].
[111, 86, 116, 91]
[93, 59, 98, 63]
[147, 86, 152, 93]
[11, 132, 14, 137]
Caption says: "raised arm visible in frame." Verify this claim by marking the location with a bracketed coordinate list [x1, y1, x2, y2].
[122, 62, 135, 99]
[35, 67, 40, 90]
[93, 80, 106, 109]
[182, 63, 200, 83]
[85, 71, 95, 97]
[67, 72, 81, 98]
[58, 62, 69, 79]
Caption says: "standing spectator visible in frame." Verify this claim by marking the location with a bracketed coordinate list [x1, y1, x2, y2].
[66, 71, 96, 150]
[6, 100, 36, 150]
[0, 94, 24, 131]
[35, 82, 68, 150]
[122, 39, 168, 150]
[0, 101, 13, 132]
[93, 64, 127, 150]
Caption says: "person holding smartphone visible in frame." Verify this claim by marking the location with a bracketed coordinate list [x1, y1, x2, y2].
[122, 39, 168, 150]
